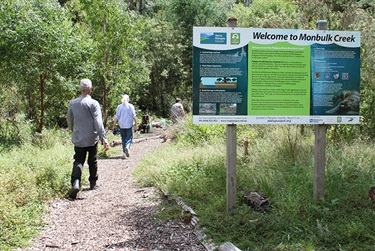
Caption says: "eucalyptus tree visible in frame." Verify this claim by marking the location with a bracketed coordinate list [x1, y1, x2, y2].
[142, 0, 231, 115]
[134, 19, 188, 117]
[68, 0, 150, 126]
[0, 0, 94, 133]
[165, 0, 230, 83]
[229, 0, 300, 29]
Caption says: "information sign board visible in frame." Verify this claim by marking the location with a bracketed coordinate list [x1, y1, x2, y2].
[192, 27, 360, 124]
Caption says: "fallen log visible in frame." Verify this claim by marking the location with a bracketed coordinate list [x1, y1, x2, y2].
[243, 191, 270, 211]
[111, 140, 122, 147]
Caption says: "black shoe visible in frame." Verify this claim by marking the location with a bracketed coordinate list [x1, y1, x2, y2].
[69, 180, 80, 199]
[90, 181, 97, 190]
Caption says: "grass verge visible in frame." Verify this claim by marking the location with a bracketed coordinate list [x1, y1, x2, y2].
[134, 122, 375, 251]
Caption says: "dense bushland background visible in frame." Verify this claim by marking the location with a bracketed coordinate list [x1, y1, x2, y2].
[0, 0, 374, 250]
[0, 0, 374, 138]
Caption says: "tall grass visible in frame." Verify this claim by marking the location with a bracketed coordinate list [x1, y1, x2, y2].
[0, 128, 74, 250]
[134, 119, 375, 251]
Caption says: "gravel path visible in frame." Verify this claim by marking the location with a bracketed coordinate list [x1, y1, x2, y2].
[19, 130, 206, 251]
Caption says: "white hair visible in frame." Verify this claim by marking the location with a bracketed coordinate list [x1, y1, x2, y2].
[121, 94, 130, 104]
[80, 79, 92, 92]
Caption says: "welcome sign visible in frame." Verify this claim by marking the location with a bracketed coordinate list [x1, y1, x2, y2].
[192, 27, 360, 124]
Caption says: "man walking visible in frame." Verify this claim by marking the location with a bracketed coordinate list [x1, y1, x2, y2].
[171, 98, 185, 123]
[67, 79, 110, 199]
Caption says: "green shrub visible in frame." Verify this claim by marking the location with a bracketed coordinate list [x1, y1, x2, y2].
[0, 115, 33, 153]
[171, 116, 226, 145]
[0, 128, 73, 250]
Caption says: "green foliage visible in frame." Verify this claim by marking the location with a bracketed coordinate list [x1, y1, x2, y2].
[69, 0, 150, 125]
[135, 124, 375, 250]
[146, 0, 232, 116]
[157, 0, 228, 32]
[0, 128, 73, 250]
[170, 116, 226, 145]
[0, 0, 95, 132]
[156, 203, 186, 221]
[0, 201, 44, 250]
[0, 114, 72, 153]
[0, 114, 31, 152]
[348, 8, 375, 140]
[136, 18, 189, 117]
[135, 142, 226, 202]
[230, 0, 300, 29]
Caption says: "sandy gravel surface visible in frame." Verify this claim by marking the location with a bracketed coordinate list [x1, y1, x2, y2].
[18, 129, 206, 251]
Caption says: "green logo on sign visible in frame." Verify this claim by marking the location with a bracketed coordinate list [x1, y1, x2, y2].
[231, 33, 240, 45]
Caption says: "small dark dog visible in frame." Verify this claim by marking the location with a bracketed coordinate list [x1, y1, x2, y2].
[140, 115, 150, 133]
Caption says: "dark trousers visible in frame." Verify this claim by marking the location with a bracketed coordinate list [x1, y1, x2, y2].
[71, 143, 98, 186]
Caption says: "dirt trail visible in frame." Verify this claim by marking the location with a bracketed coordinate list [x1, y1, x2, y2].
[18, 130, 206, 251]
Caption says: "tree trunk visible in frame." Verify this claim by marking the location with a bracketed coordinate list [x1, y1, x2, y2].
[38, 73, 46, 133]
[102, 13, 108, 127]
[139, 0, 143, 14]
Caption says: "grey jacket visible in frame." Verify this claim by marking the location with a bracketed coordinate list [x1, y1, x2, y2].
[67, 94, 107, 147]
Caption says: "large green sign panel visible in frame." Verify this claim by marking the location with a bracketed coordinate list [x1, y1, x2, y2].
[248, 42, 310, 116]
[193, 27, 360, 125]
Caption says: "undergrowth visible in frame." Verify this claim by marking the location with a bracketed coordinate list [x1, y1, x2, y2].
[0, 122, 116, 250]
[134, 119, 375, 251]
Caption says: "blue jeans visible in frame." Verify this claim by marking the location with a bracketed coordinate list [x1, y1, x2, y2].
[120, 127, 134, 153]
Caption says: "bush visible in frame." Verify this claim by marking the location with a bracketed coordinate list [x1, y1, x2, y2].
[169, 115, 226, 145]
[0, 128, 73, 250]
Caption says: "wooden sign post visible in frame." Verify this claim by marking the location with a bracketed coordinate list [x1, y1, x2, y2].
[313, 20, 328, 201]
[226, 17, 238, 213]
